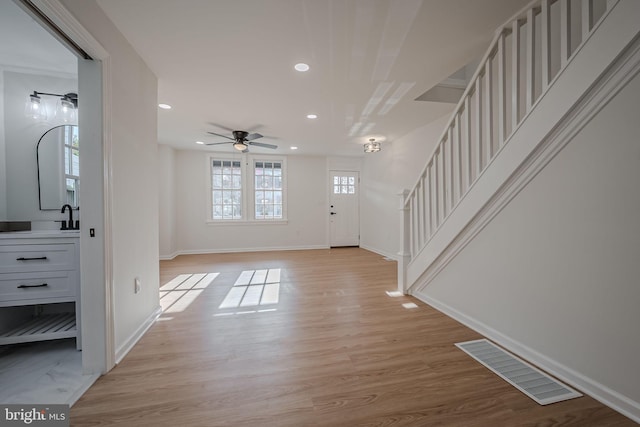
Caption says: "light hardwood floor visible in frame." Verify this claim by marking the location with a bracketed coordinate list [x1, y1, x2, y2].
[71, 248, 635, 426]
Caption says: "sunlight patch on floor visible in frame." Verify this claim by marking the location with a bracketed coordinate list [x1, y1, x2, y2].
[217, 269, 282, 314]
[160, 272, 218, 314]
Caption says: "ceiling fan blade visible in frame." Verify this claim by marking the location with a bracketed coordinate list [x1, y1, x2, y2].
[205, 141, 233, 146]
[246, 132, 263, 141]
[249, 141, 277, 149]
[207, 131, 234, 141]
[207, 122, 235, 133]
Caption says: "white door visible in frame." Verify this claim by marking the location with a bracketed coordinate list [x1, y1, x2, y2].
[329, 171, 360, 247]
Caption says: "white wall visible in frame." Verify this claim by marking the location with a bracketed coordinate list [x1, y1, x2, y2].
[2, 70, 77, 223]
[424, 71, 640, 412]
[164, 150, 328, 255]
[360, 112, 453, 259]
[60, 0, 160, 360]
[158, 144, 176, 257]
[0, 70, 5, 220]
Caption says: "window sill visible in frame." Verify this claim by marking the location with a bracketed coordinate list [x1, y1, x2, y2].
[206, 219, 289, 226]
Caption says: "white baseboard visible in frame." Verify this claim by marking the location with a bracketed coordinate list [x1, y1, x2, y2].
[159, 251, 179, 261]
[359, 244, 399, 261]
[114, 305, 162, 364]
[413, 290, 640, 424]
[67, 372, 100, 407]
[167, 245, 329, 257]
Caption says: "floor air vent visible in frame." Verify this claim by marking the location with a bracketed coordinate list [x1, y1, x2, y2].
[456, 339, 582, 405]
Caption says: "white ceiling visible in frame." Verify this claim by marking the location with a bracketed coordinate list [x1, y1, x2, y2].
[97, 0, 530, 157]
[0, 1, 76, 76]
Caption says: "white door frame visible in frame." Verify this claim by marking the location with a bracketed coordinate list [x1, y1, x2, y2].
[328, 170, 360, 247]
[31, 0, 115, 373]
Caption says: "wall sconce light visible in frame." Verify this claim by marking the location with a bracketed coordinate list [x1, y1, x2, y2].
[26, 91, 78, 122]
[364, 138, 381, 153]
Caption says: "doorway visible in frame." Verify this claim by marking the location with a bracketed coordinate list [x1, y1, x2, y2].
[329, 170, 360, 247]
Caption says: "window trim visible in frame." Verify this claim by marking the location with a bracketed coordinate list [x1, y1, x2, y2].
[206, 153, 288, 224]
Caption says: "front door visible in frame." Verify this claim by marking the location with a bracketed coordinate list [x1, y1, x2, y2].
[329, 171, 359, 247]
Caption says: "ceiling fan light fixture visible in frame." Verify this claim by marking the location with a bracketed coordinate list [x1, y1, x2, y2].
[294, 63, 310, 72]
[364, 138, 381, 153]
[233, 141, 248, 151]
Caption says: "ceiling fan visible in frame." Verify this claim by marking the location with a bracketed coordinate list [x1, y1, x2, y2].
[205, 130, 277, 152]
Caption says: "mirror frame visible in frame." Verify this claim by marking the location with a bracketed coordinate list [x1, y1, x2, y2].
[36, 124, 79, 210]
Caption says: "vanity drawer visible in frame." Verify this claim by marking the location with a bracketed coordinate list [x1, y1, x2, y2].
[0, 271, 75, 305]
[0, 243, 75, 274]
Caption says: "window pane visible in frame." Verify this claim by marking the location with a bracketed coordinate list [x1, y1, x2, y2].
[342, 177, 348, 185]
[334, 185, 340, 194]
[255, 191, 264, 204]
[348, 185, 355, 194]
[341, 186, 348, 194]
[263, 176, 273, 188]
[213, 160, 222, 168]
[213, 190, 222, 204]
[232, 175, 241, 188]
[274, 176, 282, 189]
[349, 177, 355, 185]
[333, 177, 339, 185]
[274, 191, 282, 204]
[232, 191, 242, 204]
[212, 175, 222, 188]
[263, 191, 273, 203]
[213, 206, 222, 219]
[255, 162, 263, 169]
[72, 150, 79, 175]
[274, 205, 282, 218]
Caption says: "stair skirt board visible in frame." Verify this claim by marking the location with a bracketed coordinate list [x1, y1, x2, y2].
[456, 339, 582, 405]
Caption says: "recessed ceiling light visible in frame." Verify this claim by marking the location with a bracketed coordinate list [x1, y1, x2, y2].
[290, 146, 298, 150]
[158, 103, 172, 109]
[306, 114, 317, 119]
[294, 63, 310, 72]
[195, 141, 205, 145]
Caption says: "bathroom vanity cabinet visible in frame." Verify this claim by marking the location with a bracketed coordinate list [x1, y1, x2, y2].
[0, 232, 80, 348]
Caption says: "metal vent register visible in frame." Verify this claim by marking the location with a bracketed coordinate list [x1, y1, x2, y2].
[456, 339, 582, 405]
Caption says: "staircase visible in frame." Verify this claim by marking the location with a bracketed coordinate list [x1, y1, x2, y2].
[398, 0, 637, 293]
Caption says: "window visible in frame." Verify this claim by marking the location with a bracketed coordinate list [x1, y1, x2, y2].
[211, 160, 242, 220]
[208, 155, 286, 223]
[64, 126, 79, 206]
[254, 161, 283, 219]
[333, 175, 355, 194]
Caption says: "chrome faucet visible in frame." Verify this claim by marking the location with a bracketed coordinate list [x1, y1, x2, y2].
[60, 204, 77, 230]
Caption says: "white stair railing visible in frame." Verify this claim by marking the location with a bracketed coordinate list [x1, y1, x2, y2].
[400, 0, 618, 291]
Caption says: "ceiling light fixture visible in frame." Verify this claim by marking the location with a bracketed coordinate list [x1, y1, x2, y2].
[26, 91, 78, 122]
[294, 63, 310, 72]
[233, 141, 248, 151]
[364, 138, 381, 153]
[195, 141, 205, 145]
[306, 114, 317, 119]
[158, 103, 172, 109]
[290, 146, 298, 150]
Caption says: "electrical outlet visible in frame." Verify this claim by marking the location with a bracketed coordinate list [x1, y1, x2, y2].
[134, 277, 141, 294]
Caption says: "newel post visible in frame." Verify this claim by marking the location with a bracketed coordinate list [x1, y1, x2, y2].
[398, 189, 411, 294]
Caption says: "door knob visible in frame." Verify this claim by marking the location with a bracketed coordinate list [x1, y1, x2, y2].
[330, 212, 337, 215]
